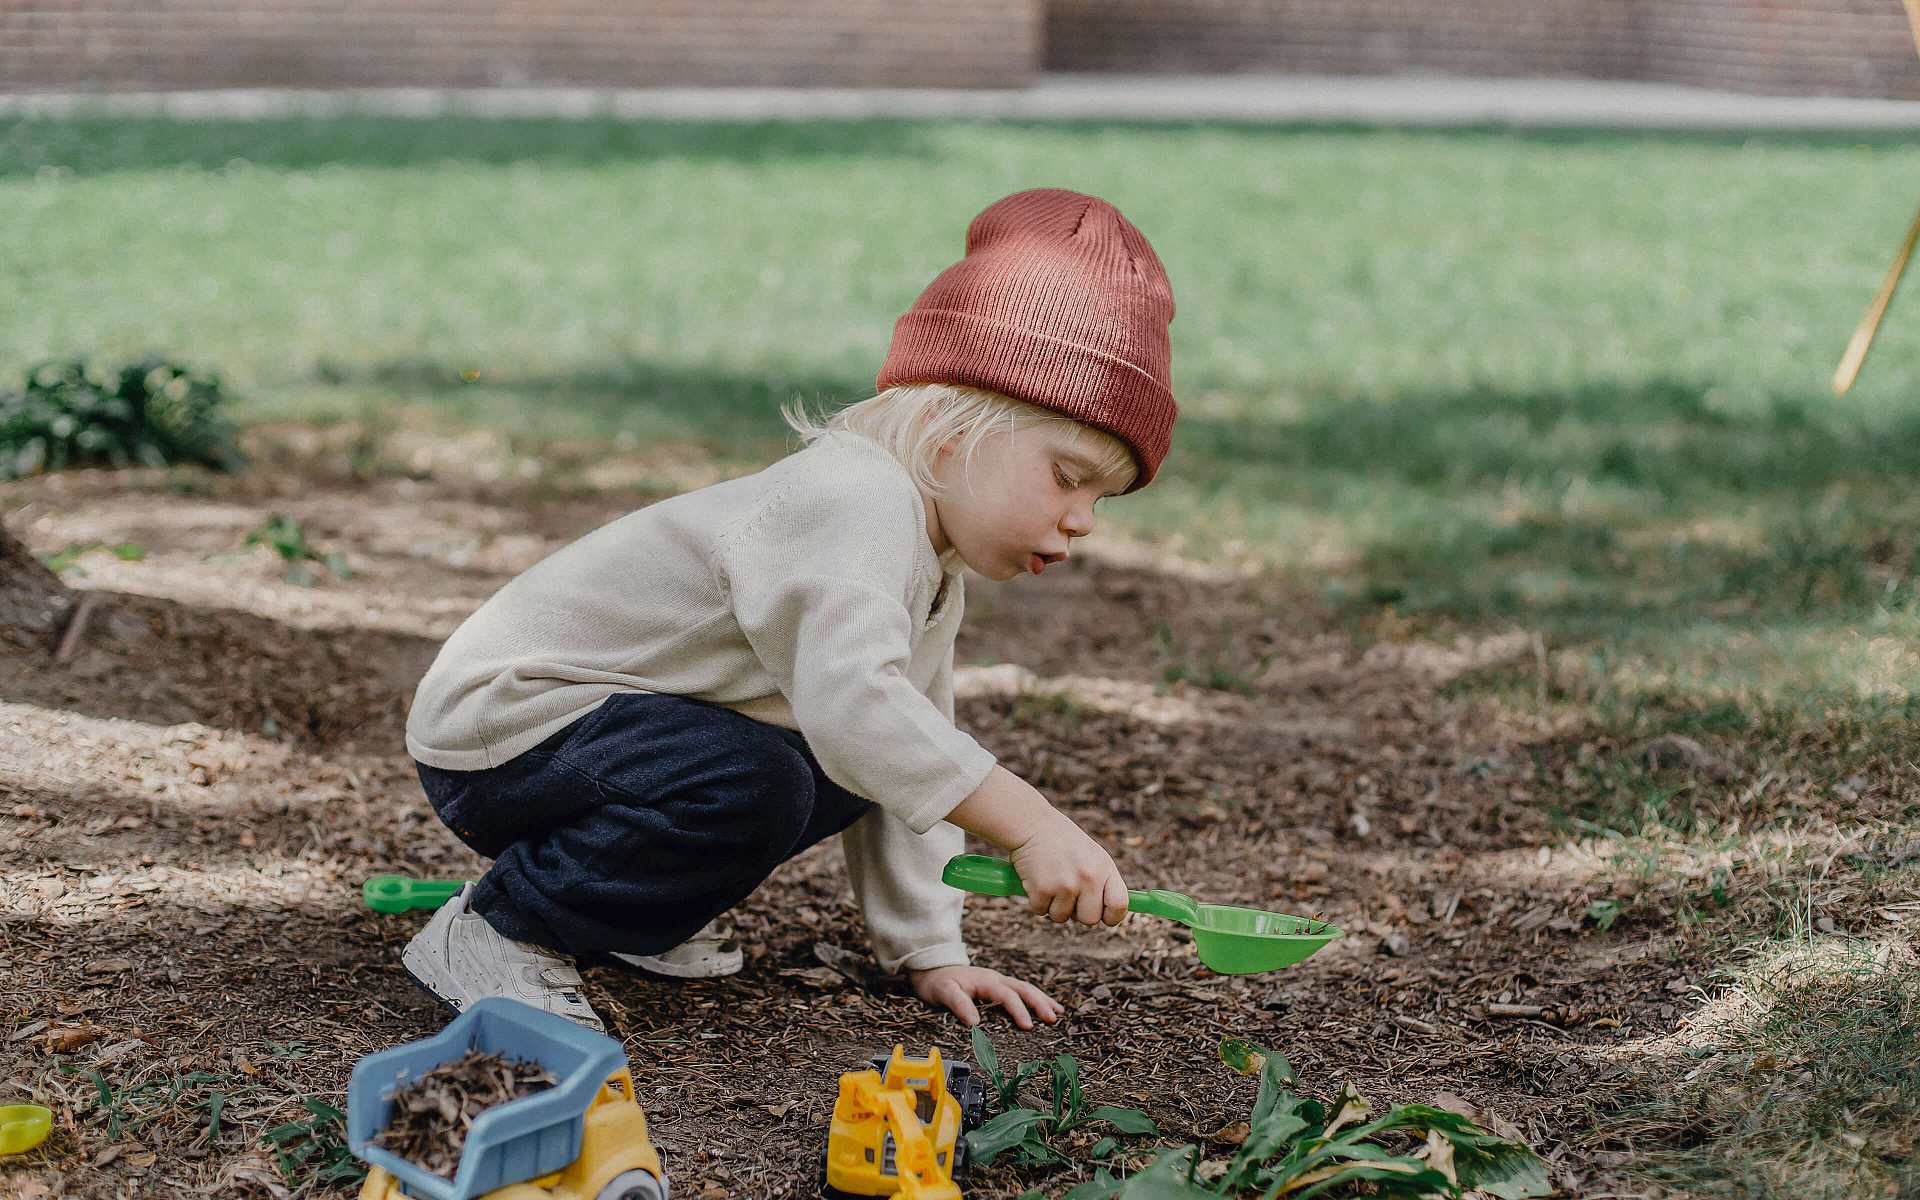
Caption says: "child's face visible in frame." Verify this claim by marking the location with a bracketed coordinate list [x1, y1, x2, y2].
[925, 424, 1134, 581]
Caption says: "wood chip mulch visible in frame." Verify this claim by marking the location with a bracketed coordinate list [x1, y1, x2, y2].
[367, 1049, 556, 1179]
[0, 447, 1811, 1199]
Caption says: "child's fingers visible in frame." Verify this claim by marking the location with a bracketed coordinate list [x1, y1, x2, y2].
[1039, 888, 1078, 924]
[982, 981, 1036, 1030]
[1006, 978, 1062, 1024]
[1074, 886, 1107, 926]
[940, 983, 982, 1027]
[1101, 872, 1130, 926]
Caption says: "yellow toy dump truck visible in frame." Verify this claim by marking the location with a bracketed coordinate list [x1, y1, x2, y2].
[822, 1046, 986, 1200]
[349, 998, 666, 1200]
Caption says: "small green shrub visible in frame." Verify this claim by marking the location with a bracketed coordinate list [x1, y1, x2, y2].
[0, 358, 244, 479]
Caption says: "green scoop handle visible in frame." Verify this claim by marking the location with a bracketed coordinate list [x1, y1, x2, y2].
[940, 853, 1201, 923]
[941, 854, 1341, 975]
[362, 875, 468, 913]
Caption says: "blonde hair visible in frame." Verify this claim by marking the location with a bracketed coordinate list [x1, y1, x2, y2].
[785, 382, 1136, 495]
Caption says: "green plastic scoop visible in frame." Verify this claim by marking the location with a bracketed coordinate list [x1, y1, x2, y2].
[941, 854, 1342, 975]
[361, 875, 467, 913]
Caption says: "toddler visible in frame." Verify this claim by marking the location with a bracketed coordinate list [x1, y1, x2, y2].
[401, 187, 1178, 1032]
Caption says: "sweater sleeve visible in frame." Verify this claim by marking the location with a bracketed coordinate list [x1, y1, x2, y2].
[842, 613, 973, 974]
[842, 808, 969, 974]
[716, 476, 997, 834]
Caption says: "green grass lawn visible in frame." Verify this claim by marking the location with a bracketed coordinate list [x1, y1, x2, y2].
[6, 116, 1920, 719]
[5, 114, 1920, 1196]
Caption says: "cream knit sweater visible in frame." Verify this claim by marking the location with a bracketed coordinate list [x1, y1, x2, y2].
[406, 431, 997, 973]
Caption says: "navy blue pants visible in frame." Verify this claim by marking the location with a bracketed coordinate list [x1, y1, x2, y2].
[414, 692, 874, 965]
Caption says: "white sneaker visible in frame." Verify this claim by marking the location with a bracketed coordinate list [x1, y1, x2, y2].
[611, 919, 744, 979]
[401, 884, 605, 1032]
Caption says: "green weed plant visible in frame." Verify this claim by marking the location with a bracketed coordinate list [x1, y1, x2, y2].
[965, 1031, 1548, 1200]
[1081, 1039, 1548, 1200]
[265, 1096, 364, 1189]
[54, 1042, 362, 1190]
[38, 539, 145, 575]
[1152, 620, 1276, 697]
[965, 1025, 1159, 1172]
[241, 512, 354, 586]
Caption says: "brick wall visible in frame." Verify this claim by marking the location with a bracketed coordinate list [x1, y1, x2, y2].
[1640, 1, 1920, 98]
[6, 0, 1917, 98]
[0, 0, 1042, 92]
[1047, 0, 1920, 100]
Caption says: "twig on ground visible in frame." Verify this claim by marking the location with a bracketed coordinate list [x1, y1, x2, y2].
[54, 592, 101, 664]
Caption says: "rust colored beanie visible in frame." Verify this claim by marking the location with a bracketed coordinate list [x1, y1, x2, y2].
[877, 188, 1177, 490]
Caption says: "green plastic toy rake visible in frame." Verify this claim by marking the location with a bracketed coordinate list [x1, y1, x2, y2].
[941, 854, 1342, 975]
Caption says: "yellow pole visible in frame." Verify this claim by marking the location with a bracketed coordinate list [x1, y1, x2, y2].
[1832, 202, 1920, 395]
[1832, 0, 1920, 395]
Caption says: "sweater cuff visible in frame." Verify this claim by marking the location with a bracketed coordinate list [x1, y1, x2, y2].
[892, 941, 972, 975]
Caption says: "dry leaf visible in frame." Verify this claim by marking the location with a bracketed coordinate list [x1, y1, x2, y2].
[44, 1024, 110, 1052]
[1422, 1127, 1458, 1185]
[91, 1039, 146, 1065]
[1430, 1091, 1522, 1140]
[777, 966, 844, 989]
[811, 941, 873, 985]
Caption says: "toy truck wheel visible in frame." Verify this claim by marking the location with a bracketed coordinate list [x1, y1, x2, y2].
[818, 1130, 852, 1200]
[595, 1169, 668, 1200]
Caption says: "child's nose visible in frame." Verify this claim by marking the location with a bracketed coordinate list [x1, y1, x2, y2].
[1061, 501, 1095, 538]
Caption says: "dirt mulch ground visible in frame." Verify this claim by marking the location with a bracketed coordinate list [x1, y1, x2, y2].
[0, 446, 1701, 1199]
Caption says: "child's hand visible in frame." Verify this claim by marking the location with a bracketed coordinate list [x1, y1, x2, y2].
[1009, 807, 1129, 927]
[946, 766, 1130, 927]
[909, 965, 1063, 1029]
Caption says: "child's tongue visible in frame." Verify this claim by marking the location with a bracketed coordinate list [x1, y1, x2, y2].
[1029, 553, 1046, 575]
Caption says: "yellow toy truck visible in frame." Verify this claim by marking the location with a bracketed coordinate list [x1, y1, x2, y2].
[822, 1046, 987, 1200]
[349, 998, 666, 1200]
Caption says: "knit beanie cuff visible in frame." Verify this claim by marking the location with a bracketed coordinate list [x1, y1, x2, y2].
[880, 308, 1177, 491]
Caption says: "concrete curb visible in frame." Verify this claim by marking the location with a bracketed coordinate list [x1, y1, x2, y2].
[5, 72, 1920, 130]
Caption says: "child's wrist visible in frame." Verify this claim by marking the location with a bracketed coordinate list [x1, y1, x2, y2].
[1011, 805, 1084, 856]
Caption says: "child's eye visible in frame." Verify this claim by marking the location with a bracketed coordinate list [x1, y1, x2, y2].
[1054, 466, 1078, 489]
